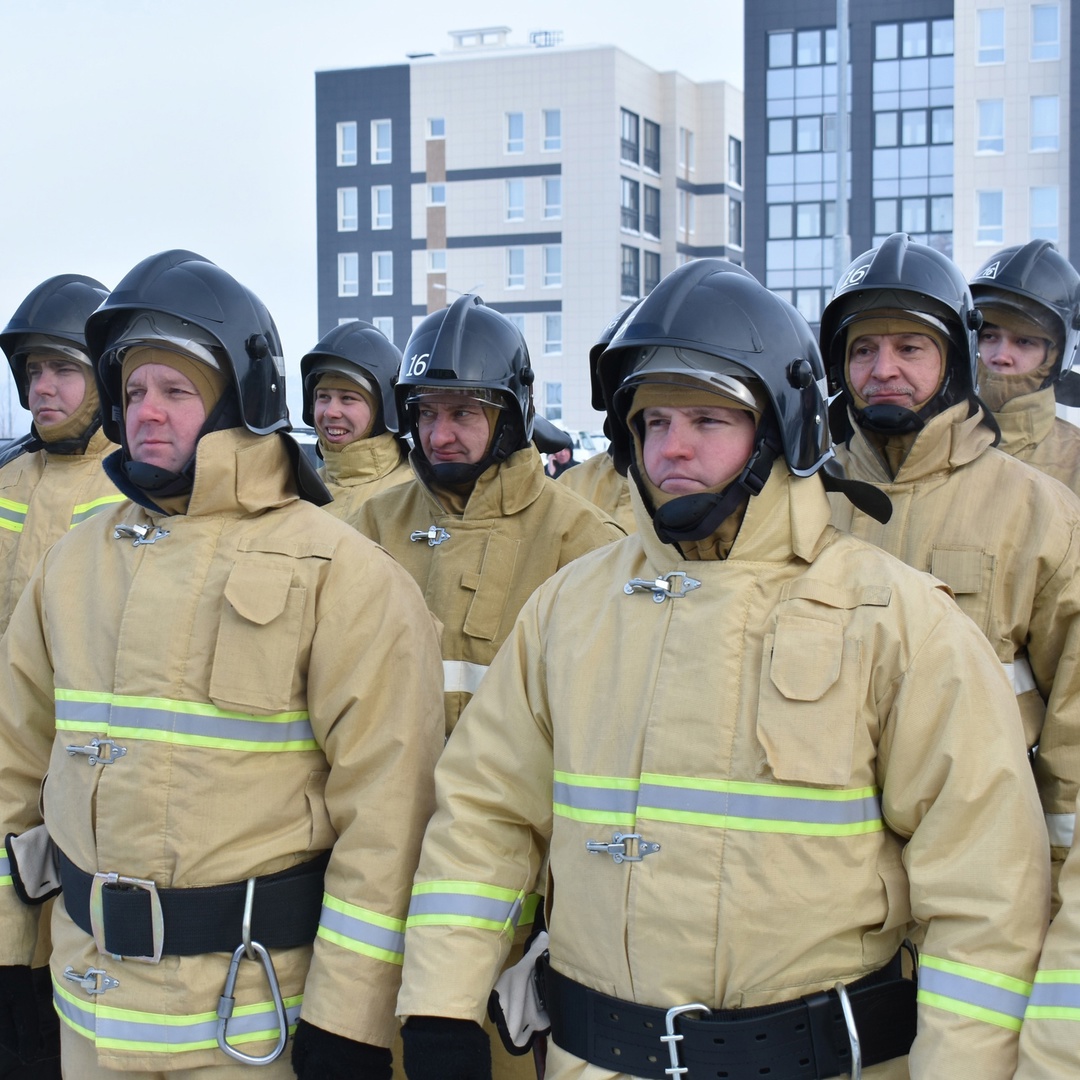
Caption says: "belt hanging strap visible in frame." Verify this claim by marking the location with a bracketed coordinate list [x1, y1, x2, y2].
[58, 849, 329, 959]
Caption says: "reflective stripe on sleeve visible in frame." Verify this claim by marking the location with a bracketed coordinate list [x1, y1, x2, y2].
[1046, 812, 1076, 849]
[1003, 656, 1037, 695]
[0, 853, 10, 888]
[69, 494, 127, 528]
[0, 497, 28, 533]
[54, 690, 317, 753]
[53, 977, 301, 1053]
[918, 954, 1032, 1031]
[1025, 970, 1080, 1020]
[407, 880, 526, 936]
[442, 660, 488, 695]
[317, 893, 406, 965]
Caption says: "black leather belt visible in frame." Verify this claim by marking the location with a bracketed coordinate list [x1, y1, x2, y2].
[543, 951, 916, 1080]
[58, 849, 329, 961]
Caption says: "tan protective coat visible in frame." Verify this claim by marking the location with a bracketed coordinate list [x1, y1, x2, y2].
[556, 450, 636, 533]
[991, 385, 1080, 496]
[831, 402, 1080, 886]
[352, 444, 624, 734]
[317, 430, 412, 522]
[0, 428, 444, 1071]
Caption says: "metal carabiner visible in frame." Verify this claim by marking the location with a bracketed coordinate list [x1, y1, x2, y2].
[834, 980, 862, 1080]
[216, 877, 289, 1066]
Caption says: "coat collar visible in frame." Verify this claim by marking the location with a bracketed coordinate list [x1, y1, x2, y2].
[410, 445, 547, 517]
[320, 432, 406, 487]
[991, 386, 1058, 460]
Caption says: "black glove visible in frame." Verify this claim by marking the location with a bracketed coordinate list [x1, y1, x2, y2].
[0, 965, 43, 1062]
[291, 1018, 392, 1080]
[401, 1016, 492, 1080]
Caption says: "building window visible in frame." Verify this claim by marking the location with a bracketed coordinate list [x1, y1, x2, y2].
[875, 112, 898, 147]
[337, 253, 358, 297]
[770, 118, 794, 154]
[644, 251, 661, 293]
[620, 108, 639, 165]
[876, 24, 899, 60]
[337, 187, 358, 231]
[506, 112, 524, 154]
[769, 31, 794, 67]
[371, 119, 392, 164]
[794, 202, 819, 238]
[543, 245, 562, 288]
[977, 191, 1004, 244]
[797, 29, 821, 65]
[1031, 187, 1059, 241]
[372, 317, 394, 342]
[543, 315, 562, 356]
[976, 101, 1004, 153]
[796, 289, 822, 324]
[679, 127, 695, 171]
[372, 252, 393, 295]
[543, 109, 561, 151]
[796, 117, 821, 152]
[371, 186, 392, 229]
[427, 183, 446, 207]
[643, 119, 661, 172]
[543, 381, 562, 420]
[621, 246, 640, 298]
[769, 204, 793, 239]
[336, 122, 357, 166]
[729, 199, 743, 247]
[977, 9, 1005, 63]
[875, 200, 897, 235]
[427, 250, 447, 273]
[901, 110, 927, 146]
[1031, 96, 1059, 152]
[507, 314, 526, 336]
[621, 178, 640, 232]
[901, 197, 927, 233]
[543, 177, 562, 220]
[506, 179, 524, 222]
[728, 136, 742, 186]
[931, 108, 953, 144]
[427, 117, 446, 139]
[932, 19, 954, 55]
[643, 185, 660, 238]
[678, 190, 696, 235]
[506, 247, 525, 289]
[902, 21, 928, 57]
[930, 195, 952, 233]
[1031, 5, 1060, 61]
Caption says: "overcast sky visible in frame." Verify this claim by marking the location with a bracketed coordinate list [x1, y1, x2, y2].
[0, 0, 743, 433]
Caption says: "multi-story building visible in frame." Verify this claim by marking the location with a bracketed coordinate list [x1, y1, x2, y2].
[315, 28, 743, 430]
[744, 0, 1075, 315]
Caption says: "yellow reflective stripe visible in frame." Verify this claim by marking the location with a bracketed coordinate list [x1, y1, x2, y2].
[54, 689, 317, 752]
[318, 893, 406, 964]
[1026, 969, 1080, 1020]
[0, 496, 28, 533]
[69, 493, 127, 528]
[553, 771, 639, 826]
[918, 954, 1031, 1031]
[407, 880, 526, 935]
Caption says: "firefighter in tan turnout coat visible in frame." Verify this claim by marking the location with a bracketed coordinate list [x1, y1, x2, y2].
[395, 261, 1049, 1080]
[0, 251, 443, 1079]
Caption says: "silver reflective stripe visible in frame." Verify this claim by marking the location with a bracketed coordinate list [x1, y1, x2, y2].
[443, 660, 488, 695]
[69, 495, 127, 528]
[638, 781, 881, 828]
[1003, 656, 1037, 695]
[319, 904, 405, 958]
[408, 890, 518, 925]
[0, 854, 10, 881]
[0, 502, 27, 531]
[1046, 812, 1076, 849]
[1029, 978, 1080, 1009]
[553, 780, 639, 817]
[919, 965, 1028, 1023]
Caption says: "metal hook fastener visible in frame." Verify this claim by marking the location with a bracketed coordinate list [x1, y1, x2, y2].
[661, 1002, 712, 1078]
[113, 523, 170, 546]
[834, 980, 862, 1080]
[624, 572, 702, 603]
[585, 832, 660, 864]
[410, 525, 451, 546]
[63, 966, 119, 996]
[66, 739, 127, 766]
[216, 877, 289, 1066]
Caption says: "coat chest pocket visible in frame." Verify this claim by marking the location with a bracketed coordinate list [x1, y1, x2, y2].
[209, 562, 307, 715]
[757, 614, 862, 786]
[930, 548, 994, 635]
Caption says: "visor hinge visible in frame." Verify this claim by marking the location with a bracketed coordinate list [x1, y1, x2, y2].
[624, 572, 701, 603]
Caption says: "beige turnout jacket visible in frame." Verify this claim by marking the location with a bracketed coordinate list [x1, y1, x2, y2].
[832, 401, 1080, 886]
[556, 450, 636, 533]
[992, 385, 1080, 496]
[0, 428, 443, 1071]
[317, 430, 412, 522]
[353, 444, 624, 734]
[0, 428, 123, 636]
[398, 465, 1049, 1079]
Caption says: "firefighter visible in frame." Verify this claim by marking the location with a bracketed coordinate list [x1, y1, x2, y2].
[395, 260, 1049, 1080]
[821, 232, 1080, 905]
[968, 239, 1080, 493]
[0, 250, 443, 1078]
[299, 321, 411, 519]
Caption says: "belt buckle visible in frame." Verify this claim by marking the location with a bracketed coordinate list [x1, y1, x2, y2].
[89, 871, 164, 964]
[660, 1002, 711, 1078]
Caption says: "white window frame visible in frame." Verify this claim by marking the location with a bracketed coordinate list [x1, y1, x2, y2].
[371, 119, 392, 164]
[506, 112, 524, 154]
[506, 247, 525, 289]
[336, 121, 357, 166]
[543, 380, 563, 420]
[427, 250, 447, 274]
[427, 183, 446, 207]
[543, 177, 562, 220]
[976, 8, 1005, 64]
[543, 109, 561, 152]
[372, 251, 393, 295]
[371, 185, 393, 230]
[372, 316, 394, 342]
[976, 100, 1004, 153]
[543, 314, 562, 356]
[678, 190, 696, 235]
[543, 245, 562, 288]
[505, 179, 525, 222]
[337, 252, 359, 297]
[976, 191, 1004, 245]
[1030, 96, 1059, 152]
[1031, 5, 1060, 61]
[336, 187, 358, 231]
[1030, 186, 1059, 242]
[427, 117, 446, 139]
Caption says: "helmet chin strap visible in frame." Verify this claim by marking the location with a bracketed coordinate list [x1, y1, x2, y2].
[856, 403, 925, 435]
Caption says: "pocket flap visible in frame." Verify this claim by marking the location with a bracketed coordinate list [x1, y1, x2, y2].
[930, 549, 987, 595]
[770, 615, 843, 701]
[224, 563, 293, 625]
